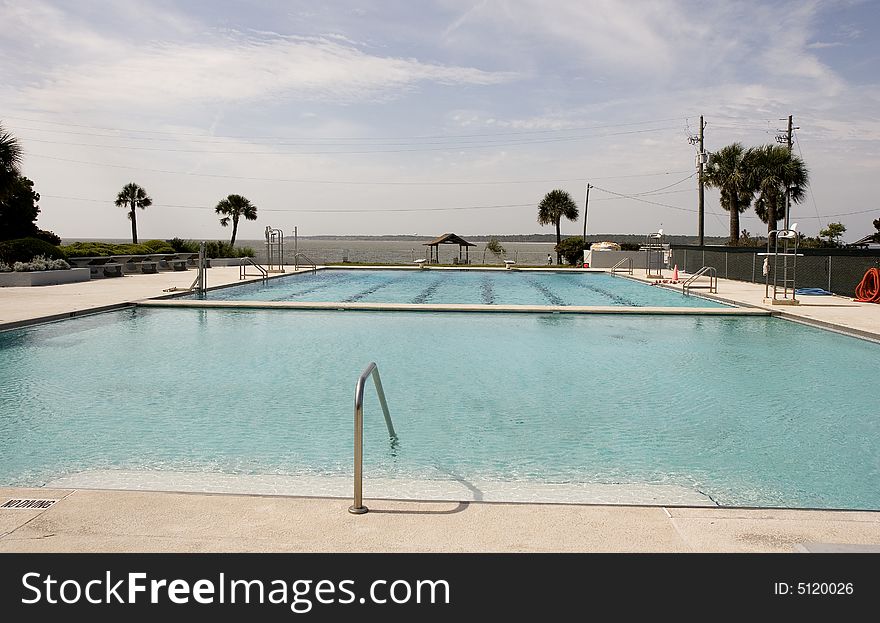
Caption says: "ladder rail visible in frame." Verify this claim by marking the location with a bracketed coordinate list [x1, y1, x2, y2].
[293, 252, 318, 274]
[239, 257, 268, 281]
[609, 256, 633, 275]
[682, 266, 717, 295]
[350, 362, 397, 515]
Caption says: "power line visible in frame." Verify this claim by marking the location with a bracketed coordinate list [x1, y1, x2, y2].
[6, 114, 689, 141]
[19, 126, 679, 155]
[26, 152, 690, 185]
[591, 188, 693, 202]
[41, 191, 875, 219]
[793, 131, 823, 225]
[41, 195, 534, 213]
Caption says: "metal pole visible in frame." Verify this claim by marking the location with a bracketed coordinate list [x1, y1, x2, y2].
[350, 392, 366, 514]
[784, 115, 793, 231]
[349, 362, 396, 515]
[828, 255, 832, 293]
[199, 240, 206, 293]
[698, 115, 705, 247]
[582, 183, 591, 240]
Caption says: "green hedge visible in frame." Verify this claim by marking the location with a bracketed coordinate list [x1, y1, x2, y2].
[142, 239, 176, 253]
[61, 242, 155, 257]
[0, 237, 66, 264]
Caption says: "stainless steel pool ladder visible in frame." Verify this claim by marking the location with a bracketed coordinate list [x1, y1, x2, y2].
[609, 257, 633, 275]
[682, 266, 717, 295]
[239, 257, 268, 281]
[293, 252, 318, 274]
[349, 362, 397, 515]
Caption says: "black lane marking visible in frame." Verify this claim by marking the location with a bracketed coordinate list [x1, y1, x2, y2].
[524, 277, 566, 306]
[480, 275, 496, 305]
[411, 276, 444, 304]
[344, 275, 407, 302]
[557, 274, 640, 306]
[272, 271, 360, 301]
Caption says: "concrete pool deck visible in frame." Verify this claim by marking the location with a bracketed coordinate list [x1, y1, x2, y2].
[623, 270, 880, 341]
[2, 487, 880, 553]
[1, 264, 879, 552]
[0, 266, 308, 330]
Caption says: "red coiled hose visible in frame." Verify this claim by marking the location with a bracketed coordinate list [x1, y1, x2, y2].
[854, 267, 880, 303]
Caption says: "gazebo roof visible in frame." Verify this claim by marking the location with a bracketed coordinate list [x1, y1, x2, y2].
[423, 233, 476, 247]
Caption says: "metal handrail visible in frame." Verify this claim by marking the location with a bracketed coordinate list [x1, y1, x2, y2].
[609, 257, 633, 274]
[682, 266, 717, 295]
[293, 252, 318, 274]
[239, 257, 268, 281]
[349, 362, 397, 515]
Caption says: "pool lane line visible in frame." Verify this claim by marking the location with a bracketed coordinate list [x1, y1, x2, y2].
[411, 274, 445, 304]
[522, 275, 566, 306]
[134, 299, 773, 315]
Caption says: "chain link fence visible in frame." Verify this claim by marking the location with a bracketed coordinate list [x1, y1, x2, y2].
[671, 245, 880, 297]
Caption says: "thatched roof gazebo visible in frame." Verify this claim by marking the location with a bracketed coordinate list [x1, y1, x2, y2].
[423, 233, 476, 264]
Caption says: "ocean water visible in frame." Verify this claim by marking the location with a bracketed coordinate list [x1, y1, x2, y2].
[63, 238, 563, 266]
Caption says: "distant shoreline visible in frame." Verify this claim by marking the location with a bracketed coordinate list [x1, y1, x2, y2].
[62, 233, 728, 245]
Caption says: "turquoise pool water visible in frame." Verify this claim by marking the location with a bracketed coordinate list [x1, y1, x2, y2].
[198, 269, 724, 307]
[1, 308, 877, 509]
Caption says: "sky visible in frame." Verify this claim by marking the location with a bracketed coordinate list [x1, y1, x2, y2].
[2, 0, 879, 242]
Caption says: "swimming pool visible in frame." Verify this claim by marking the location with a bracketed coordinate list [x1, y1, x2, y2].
[1, 307, 877, 510]
[197, 269, 725, 308]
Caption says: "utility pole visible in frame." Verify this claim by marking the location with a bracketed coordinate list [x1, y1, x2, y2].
[582, 183, 591, 240]
[777, 114, 799, 230]
[689, 117, 706, 246]
[698, 115, 705, 247]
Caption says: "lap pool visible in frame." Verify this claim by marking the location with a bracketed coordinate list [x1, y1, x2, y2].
[1, 306, 877, 510]
[196, 268, 725, 307]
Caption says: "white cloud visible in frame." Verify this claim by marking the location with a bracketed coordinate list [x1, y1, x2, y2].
[16, 32, 514, 113]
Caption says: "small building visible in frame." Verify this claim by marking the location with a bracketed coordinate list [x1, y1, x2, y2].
[423, 233, 476, 264]
[848, 234, 880, 249]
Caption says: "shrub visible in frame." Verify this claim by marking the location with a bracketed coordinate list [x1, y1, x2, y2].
[555, 236, 587, 265]
[142, 239, 176, 253]
[619, 242, 641, 251]
[0, 261, 10, 272]
[10, 255, 70, 271]
[61, 241, 158, 257]
[0, 237, 66, 264]
[205, 241, 255, 258]
[61, 242, 115, 257]
[168, 238, 200, 253]
[486, 238, 505, 256]
[35, 229, 62, 245]
[118, 243, 154, 255]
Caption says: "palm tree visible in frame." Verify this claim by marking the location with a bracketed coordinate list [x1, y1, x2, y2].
[748, 145, 809, 233]
[215, 194, 258, 246]
[114, 182, 152, 244]
[703, 143, 754, 246]
[537, 189, 579, 264]
[0, 122, 23, 198]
